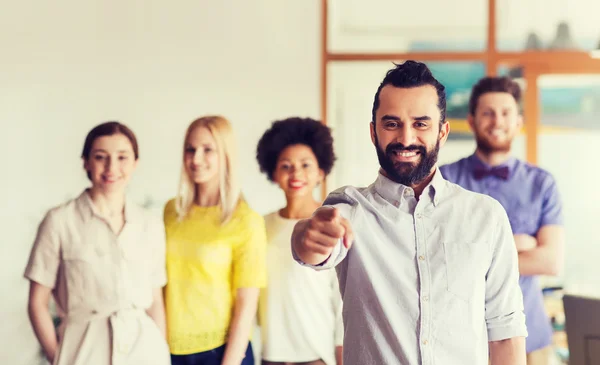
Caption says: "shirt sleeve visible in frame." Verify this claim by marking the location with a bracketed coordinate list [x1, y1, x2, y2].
[232, 211, 267, 289]
[331, 271, 344, 346]
[24, 210, 61, 289]
[291, 190, 356, 271]
[485, 201, 528, 341]
[150, 216, 168, 288]
[539, 174, 563, 227]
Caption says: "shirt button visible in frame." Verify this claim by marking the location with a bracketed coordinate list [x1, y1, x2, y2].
[416, 213, 422, 219]
[423, 339, 428, 345]
[418, 255, 425, 261]
[423, 296, 429, 302]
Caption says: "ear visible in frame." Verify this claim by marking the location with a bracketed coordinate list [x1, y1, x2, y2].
[132, 158, 139, 172]
[516, 113, 524, 129]
[467, 113, 476, 132]
[438, 120, 450, 148]
[370, 122, 376, 146]
[318, 168, 325, 185]
[82, 157, 89, 173]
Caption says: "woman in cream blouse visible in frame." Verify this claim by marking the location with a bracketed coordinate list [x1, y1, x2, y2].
[24, 121, 170, 365]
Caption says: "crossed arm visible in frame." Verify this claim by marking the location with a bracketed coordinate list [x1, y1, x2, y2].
[514, 225, 564, 276]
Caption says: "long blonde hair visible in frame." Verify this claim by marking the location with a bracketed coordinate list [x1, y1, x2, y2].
[176, 116, 241, 224]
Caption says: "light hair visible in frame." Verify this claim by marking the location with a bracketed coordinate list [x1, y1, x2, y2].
[176, 116, 241, 224]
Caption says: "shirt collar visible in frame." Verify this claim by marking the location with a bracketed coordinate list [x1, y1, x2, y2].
[374, 167, 445, 208]
[76, 189, 141, 223]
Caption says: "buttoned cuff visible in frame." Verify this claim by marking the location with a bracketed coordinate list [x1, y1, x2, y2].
[292, 240, 346, 271]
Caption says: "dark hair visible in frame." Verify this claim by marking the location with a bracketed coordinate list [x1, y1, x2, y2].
[468, 76, 522, 115]
[81, 121, 139, 160]
[256, 117, 336, 182]
[372, 60, 446, 125]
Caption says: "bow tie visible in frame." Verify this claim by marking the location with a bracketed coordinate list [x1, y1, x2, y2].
[473, 166, 509, 180]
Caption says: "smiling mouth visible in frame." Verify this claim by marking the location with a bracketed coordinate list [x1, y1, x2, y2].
[391, 150, 420, 161]
[393, 150, 419, 157]
[490, 129, 507, 138]
[289, 180, 306, 189]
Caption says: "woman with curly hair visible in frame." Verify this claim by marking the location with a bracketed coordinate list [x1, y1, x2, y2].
[256, 117, 343, 365]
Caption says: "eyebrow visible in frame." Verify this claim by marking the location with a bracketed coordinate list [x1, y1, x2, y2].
[91, 149, 131, 154]
[381, 115, 432, 122]
[278, 158, 313, 162]
[186, 143, 214, 148]
[381, 114, 401, 122]
[414, 116, 432, 121]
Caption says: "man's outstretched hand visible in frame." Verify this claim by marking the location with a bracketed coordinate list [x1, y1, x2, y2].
[291, 207, 354, 266]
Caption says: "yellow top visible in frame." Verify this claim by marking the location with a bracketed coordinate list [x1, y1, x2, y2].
[163, 198, 267, 355]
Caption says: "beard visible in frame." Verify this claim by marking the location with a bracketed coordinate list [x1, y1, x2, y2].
[374, 133, 440, 186]
[475, 134, 511, 155]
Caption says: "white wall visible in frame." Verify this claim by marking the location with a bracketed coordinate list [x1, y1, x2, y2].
[0, 1, 320, 363]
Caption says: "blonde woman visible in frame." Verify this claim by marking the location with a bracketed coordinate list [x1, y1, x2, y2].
[24, 121, 170, 365]
[164, 116, 267, 365]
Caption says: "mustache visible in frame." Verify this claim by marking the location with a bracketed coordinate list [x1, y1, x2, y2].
[385, 143, 426, 155]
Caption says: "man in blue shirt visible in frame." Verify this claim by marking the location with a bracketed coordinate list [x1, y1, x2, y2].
[440, 76, 565, 365]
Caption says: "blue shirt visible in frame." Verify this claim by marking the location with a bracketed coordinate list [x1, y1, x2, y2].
[293, 169, 527, 364]
[440, 154, 563, 353]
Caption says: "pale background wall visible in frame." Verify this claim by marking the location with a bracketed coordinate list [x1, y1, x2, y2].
[0, 1, 320, 363]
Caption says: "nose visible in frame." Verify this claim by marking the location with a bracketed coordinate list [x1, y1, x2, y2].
[193, 150, 203, 164]
[397, 125, 417, 147]
[106, 157, 117, 173]
[290, 166, 301, 178]
[488, 111, 504, 128]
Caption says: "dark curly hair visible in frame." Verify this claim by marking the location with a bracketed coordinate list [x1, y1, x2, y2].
[256, 117, 336, 182]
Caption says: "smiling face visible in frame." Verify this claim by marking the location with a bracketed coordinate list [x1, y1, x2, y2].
[83, 133, 138, 194]
[272, 144, 324, 199]
[469, 92, 523, 154]
[370, 84, 449, 186]
[183, 126, 220, 186]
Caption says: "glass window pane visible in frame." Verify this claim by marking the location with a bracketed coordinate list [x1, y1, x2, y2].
[540, 75, 600, 130]
[328, 0, 487, 53]
[537, 74, 600, 295]
[496, 0, 600, 52]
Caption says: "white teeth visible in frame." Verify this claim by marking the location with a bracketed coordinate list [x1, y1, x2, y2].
[395, 151, 417, 157]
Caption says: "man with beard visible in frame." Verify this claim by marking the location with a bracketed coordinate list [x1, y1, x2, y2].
[290, 61, 527, 365]
[440, 76, 565, 365]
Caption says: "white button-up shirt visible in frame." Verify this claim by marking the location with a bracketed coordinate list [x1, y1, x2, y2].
[294, 169, 527, 365]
